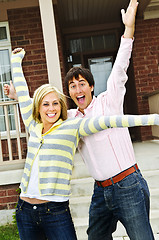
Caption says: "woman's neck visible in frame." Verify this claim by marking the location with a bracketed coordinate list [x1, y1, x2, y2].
[42, 124, 53, 134]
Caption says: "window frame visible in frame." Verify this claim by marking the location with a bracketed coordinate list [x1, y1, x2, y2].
[0, 21, 21, 137]
[0, 22, 11, 46]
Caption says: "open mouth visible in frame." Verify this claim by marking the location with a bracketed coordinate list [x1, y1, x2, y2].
[77, 95, 85, 104]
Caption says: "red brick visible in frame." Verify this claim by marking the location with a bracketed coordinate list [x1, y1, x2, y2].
[0, 204, 8, 210]
[0, 190, 7, 197]
[8, 203, 17, 210]
[7, 189, 19, 196]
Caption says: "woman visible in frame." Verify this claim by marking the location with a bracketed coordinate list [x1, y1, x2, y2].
[5, 48, 159, 240]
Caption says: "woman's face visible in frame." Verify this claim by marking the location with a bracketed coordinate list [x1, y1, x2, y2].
[39, 91, 61, 131]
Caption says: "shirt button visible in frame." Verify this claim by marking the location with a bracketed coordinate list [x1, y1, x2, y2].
[33, 206, 37, 209]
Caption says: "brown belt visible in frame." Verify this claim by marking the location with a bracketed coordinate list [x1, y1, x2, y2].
[96, 164, 138, 187]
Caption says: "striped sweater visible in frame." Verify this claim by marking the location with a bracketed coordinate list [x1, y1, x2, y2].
[11, 49, 159, 197]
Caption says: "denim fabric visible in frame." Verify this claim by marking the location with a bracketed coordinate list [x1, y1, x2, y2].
[87, 169, 154, 240]
[16, 198, 77, 240]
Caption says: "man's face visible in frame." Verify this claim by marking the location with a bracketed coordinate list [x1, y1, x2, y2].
[68, 75, 94, 113]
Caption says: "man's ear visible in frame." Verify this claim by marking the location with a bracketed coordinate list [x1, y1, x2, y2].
[91, 85, 94, 92]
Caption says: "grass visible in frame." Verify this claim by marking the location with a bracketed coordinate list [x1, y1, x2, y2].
[0, 224, 20, 240]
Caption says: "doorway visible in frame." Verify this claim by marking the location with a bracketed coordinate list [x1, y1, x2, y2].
[88, 56, 113, 96]
[84, 53, 140, 142]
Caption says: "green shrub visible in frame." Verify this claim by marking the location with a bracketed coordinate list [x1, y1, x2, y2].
[12, 188, 21, 224]
[0, 224, 20, 240]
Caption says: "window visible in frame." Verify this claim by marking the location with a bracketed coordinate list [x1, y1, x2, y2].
[69, 33, 117, 54]
[0, 22, 16, 132]
[68, 32, 116, 96]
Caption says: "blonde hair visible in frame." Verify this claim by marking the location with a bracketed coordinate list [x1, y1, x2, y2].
[32, 84, 67, 123]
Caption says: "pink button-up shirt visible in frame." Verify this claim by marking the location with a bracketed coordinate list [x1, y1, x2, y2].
[68, 37, 136, 181]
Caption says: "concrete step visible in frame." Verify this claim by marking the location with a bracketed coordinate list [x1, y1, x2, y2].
[112, 211, 159, 237]
[114, 235, 159, 240]
[70, 187, 159, 239]
[142, 170, 159, 189]
[73, 217, 88, 240]
[150, 209, 159, 234]
[73, 210, 159, 240]
[72, 148, 159, 184]
[72, 152, 91, 179]
[70, 188, 159, 216]
[133, 141, 159, 172]
[70, 196, 91, 218]
[150, 188, 159, 209]
[70, 177, 94, 197]
[70, 176, 159, 210]
[71, 141, 159, 239]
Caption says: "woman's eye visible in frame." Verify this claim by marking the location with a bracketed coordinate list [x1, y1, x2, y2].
[43, 103, 49, 106]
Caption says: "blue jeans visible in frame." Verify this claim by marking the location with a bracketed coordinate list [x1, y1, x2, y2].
[16, 198, 77, 240]
[87, 169, 154, 240]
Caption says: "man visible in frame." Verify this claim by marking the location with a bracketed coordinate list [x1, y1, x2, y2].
[4, 0, 154, 239]
[64, 0, 155, 239]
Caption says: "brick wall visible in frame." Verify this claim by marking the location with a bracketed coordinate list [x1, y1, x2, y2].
[0, 184, 19, 210]
[0, 6, 65, 209]
[133, 17, 159, 140]
[8, 7, 49, 97]
[2, 7, 50, 208]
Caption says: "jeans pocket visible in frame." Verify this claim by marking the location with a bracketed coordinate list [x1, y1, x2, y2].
[117, 172, 139, 189]
[47, 203, 69, 216]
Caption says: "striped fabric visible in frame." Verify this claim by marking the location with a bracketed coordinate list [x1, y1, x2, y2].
[11, 50, 159, 197]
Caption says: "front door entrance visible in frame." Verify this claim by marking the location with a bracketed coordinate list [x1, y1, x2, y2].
[84, 54, 141, 142]
[88, 56, 113, 96]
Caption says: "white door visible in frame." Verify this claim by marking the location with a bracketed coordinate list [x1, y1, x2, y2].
[88, 56, 113, 96]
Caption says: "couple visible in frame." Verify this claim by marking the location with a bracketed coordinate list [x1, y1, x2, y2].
[4, 0, 155, 239]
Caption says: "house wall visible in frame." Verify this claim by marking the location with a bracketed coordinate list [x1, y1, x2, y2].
[1, 6, 159, 209]
[0, 6, 65, 209]
[0, 184, 19, 210]
[8, 7, 49, 97]
[133, 17, 159, 141]
[0, 7, 48, 209]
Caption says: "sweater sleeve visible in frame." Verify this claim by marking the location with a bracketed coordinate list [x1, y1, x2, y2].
[78, 114, 159, 137]
[11, 50, 34, 131]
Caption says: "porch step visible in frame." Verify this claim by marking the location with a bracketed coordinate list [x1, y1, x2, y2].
[70, 196, 91, 218]
[72, 152, 90, 179]
[72, 210, 159, 240]
[150, 188, 159, 209]
[142, 170, 159, 189]
[70, 147, 159, 240]
[70, 177, 94, 197]
[69, 188, 159, 238]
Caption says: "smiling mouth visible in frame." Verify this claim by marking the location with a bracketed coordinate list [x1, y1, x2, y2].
[47, 113, 56, 118]
[77, 95, 85, 103]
